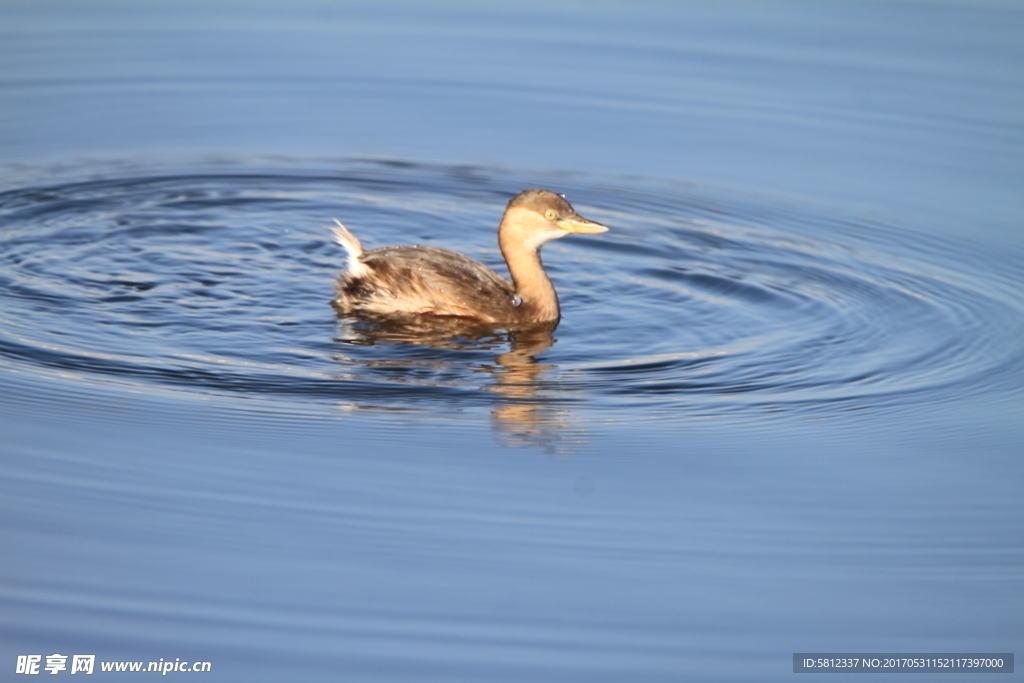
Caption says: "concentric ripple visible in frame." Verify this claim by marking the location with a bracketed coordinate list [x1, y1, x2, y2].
[1, 158, 1022, 424]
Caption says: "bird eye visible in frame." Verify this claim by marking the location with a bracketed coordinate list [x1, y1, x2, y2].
[544, 209, 558, 221]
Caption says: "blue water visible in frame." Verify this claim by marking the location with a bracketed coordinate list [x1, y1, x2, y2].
[1, 3, 1022, 681]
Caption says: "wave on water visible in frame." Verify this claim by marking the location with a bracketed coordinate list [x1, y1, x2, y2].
[1, 157, 1022, 441]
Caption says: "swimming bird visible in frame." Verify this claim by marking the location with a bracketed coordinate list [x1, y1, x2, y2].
[331, 189, 608, 325]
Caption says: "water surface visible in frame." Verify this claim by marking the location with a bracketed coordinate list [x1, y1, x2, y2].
[1, 3, 1022, 681]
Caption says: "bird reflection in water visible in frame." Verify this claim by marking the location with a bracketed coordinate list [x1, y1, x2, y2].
[486, 323, 575, 451]
[332, 316, 579, 451]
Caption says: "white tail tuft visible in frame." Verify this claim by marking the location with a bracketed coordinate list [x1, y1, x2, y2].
[331, 219, 369, 277]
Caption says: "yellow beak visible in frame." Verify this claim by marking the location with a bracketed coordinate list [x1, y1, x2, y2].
[557, 214, 609, 235]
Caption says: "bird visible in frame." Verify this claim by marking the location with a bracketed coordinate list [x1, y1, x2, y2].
[331, 189, 608, 325]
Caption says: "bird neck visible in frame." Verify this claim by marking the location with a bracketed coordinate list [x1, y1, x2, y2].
[499, 230, 560, 322]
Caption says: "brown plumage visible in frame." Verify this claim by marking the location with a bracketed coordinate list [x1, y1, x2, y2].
[331, 189, 608, 325]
